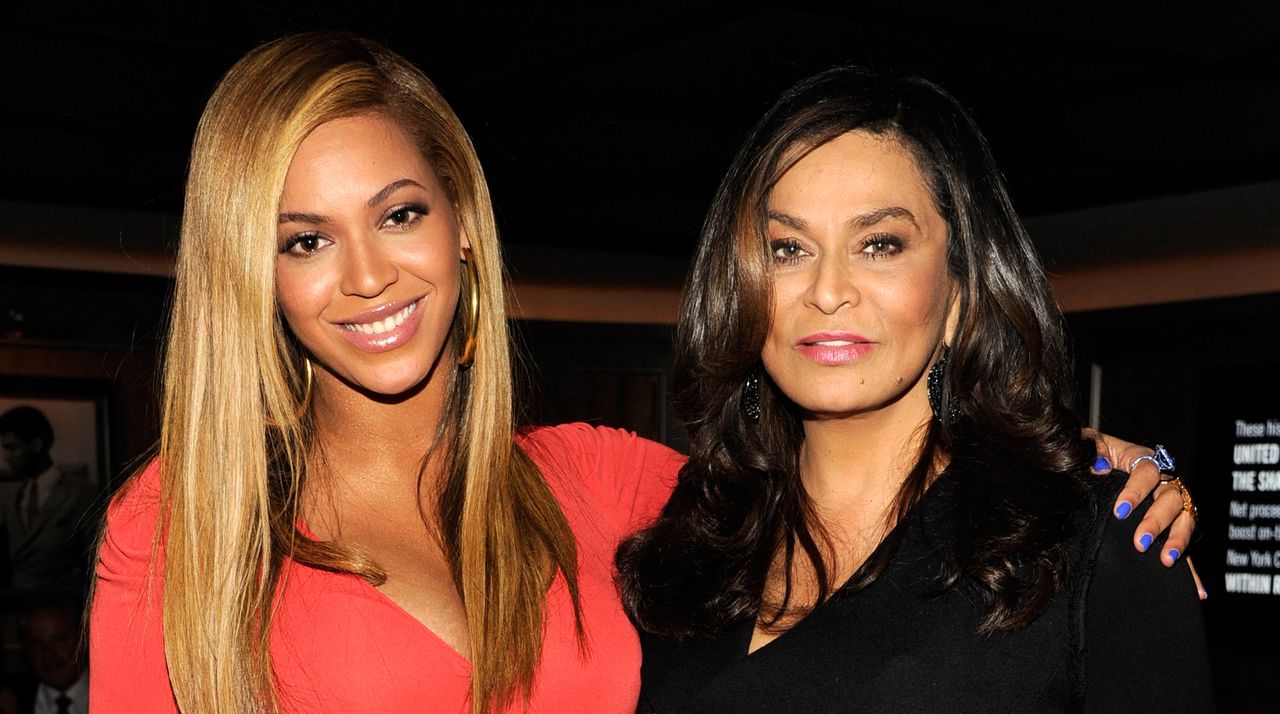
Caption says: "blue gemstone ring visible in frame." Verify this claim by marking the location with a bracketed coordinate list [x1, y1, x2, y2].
[1129, 444, 1176, 481]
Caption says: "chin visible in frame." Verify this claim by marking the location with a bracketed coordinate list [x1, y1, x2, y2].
[363, 375, 428, 397]
[364, 365, 436, 396]
[777, 381, 866, 413]
[325, 351, 439, 397]
[798, 404, 869, 420]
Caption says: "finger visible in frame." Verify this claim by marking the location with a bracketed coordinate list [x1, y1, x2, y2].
[1096, 431, 1148, 474]
[1132, 479, 1184, 553]
[1158, 508, 1195, 568]
[1187, 557, 1207, 600]
[1084, 428, 1113, 474]
[1093, 430, 1146, 474]
[1112, 457, 1162, 520]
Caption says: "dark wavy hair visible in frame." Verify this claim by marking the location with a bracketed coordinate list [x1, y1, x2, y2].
[616, 66, 1096, 639]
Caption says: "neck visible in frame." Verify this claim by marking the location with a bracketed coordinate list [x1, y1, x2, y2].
[306, 367, 452, 512]
[798, 387, 935, 527]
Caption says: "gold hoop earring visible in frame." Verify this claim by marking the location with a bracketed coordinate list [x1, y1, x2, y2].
[459, 247, 479, 368]
[296, 356, 314, 419]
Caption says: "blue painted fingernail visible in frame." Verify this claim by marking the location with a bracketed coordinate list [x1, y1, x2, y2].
[1115, 501, 1132, 519]
[1093, 456, 1111, 472]
[1139, 533, 1153, 551]
[1168, 549, 1180, 563]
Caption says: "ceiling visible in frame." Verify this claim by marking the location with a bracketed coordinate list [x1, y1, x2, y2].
[3, 3, 1279, 277]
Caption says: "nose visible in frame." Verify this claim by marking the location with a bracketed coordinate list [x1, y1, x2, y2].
[339, 233, 398, 298]
[804, 254, 860, 314]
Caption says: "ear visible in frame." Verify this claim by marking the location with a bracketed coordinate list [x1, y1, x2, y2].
[943, 280, 961, 346]
[458, 222, 472, 255]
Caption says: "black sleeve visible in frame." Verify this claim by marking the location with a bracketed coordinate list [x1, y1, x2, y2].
[1082, 493, 1216, 712]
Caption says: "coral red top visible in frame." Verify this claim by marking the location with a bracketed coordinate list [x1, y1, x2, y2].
[90, 424, 683, 713]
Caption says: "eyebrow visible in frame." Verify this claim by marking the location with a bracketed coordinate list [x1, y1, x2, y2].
[277, 178, 428, 225]
[767, 206, 920, 232]
[278, 210, 330, 225]
[367, 178, 426, 209]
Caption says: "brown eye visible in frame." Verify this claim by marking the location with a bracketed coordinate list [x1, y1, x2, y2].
[281, 232, 331, 256]
[382, 203, 428, 229]
[860, 234, 903, 258]
[770, 239, 808, 265]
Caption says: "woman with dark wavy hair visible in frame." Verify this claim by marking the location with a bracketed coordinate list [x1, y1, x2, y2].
[619, 67, 1212, 712]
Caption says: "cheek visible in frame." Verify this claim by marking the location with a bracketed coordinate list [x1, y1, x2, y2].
[761, 289, 799, 383]
[765, 278, 802, 342]
[274, 261, 329, 332]
[403, 242, 462, 304]
[890, 269, 953, 330]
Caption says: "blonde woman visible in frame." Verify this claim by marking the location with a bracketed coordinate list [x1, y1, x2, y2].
[91, 33, 1194, 713]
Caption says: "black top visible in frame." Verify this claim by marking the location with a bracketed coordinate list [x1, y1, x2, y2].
[638, 472, 1215, 713]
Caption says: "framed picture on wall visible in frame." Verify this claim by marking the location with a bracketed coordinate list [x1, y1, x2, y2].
[0, 377, 110, 594]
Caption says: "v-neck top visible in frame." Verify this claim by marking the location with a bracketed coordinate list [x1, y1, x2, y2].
[91, 423, 684, 713]
[636, 471, 1215, 713]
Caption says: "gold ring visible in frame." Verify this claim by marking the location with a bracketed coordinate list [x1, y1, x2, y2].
[1163, 476, 1197, 523]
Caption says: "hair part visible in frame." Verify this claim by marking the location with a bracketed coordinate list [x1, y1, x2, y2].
[136, 32, 579, 713]
[618, 66, 1094, 640]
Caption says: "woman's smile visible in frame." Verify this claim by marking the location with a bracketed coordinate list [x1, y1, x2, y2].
[334, 294, 429, 352]
[794, 331, 877, 365]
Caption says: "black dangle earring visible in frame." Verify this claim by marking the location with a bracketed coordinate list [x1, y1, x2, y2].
[743, 373, 761, 424]
[926, 347, 961, 425]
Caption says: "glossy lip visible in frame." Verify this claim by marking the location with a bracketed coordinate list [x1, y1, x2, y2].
[335, 295, 425, 325]
[794, 331, 876, 365]
[332, 294, 429, 353]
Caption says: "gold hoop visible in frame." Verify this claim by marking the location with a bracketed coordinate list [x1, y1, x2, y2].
[266, 355, 313, 429]
[296, 356, 314, 418]
[459, 247, 479, 368]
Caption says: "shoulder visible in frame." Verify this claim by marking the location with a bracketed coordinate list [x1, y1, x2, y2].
[90, 458, 176, 712]
[1080, 468, 1126, 516]
[98, 459, 164, 575]
[1073, 468, 1162, 563]
[518, 423, 685, 537]
[517, 422, 685, 480]
[1074, 472, 1214, 710]
[1071, 469, 1169, 589]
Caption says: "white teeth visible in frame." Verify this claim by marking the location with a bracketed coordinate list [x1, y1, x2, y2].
[341, 299, 419, 335]
[814, 340, 853, 346]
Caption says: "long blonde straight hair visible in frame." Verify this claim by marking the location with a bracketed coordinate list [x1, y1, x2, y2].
[153, 32, 581, 713]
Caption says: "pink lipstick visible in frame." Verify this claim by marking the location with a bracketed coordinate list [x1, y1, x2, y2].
[334, 295, 427, 353]
[795, 331, 875, 365]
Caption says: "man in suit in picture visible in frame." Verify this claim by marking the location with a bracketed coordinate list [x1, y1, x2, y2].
[1, 600, 89, 714]
[0, 406, 95, 592]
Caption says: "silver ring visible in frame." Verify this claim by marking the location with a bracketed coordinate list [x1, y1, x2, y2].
[1128, 444, 1176, 482]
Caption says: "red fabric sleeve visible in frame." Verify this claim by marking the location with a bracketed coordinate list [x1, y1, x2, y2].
[89, 460, 178, 713]
[518, 423, 685, 541]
